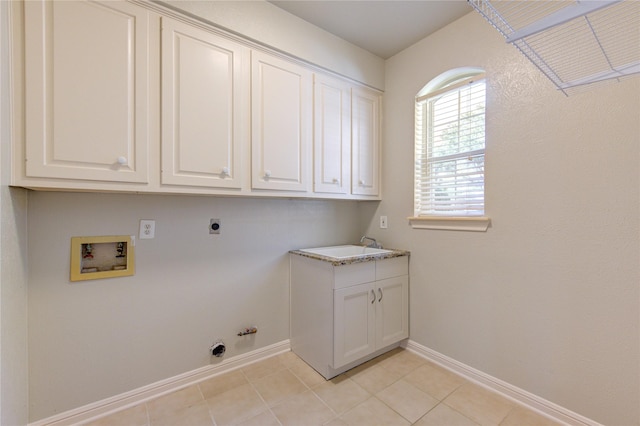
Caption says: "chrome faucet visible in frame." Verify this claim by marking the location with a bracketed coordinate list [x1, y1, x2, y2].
[360, 236, 382, 249]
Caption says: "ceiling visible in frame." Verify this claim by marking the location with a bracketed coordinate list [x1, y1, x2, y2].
[268, 1, 473, 59]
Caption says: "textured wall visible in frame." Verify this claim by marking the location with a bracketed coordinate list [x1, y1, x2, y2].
[1, 0, 29, 423]
[372, 11, 640, 425]
[27, 192, 365, 420]
[162, 0, 385, 90]
[21, 1, 385, 421]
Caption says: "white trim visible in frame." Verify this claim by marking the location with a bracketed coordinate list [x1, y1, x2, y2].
[408, 216, 491, 232]
[403, 340, 603, 426]
[29, 340, 291, 426]
[416, 73, 486, 102]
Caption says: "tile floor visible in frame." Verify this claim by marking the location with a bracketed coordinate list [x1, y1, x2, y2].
[83, 348, 560, 426]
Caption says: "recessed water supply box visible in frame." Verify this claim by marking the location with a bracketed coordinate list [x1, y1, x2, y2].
[70, 235, 135, 282]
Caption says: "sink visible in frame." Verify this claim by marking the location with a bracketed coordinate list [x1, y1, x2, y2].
[299, 245, 392, 259]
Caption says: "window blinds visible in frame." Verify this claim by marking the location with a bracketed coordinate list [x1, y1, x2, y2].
[415, 77, 486, 216]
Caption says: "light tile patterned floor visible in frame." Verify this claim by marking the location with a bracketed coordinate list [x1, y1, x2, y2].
[83, 349, 560, 426]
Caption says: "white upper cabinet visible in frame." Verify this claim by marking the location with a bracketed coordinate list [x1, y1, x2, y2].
[161, 19, 249, 189]
[15, 1, 382, 199]
[24, 0, 151, 183]
[251, 51, 312, 192]
[313, 74, 351, 194]
[351, 87, 381, 196]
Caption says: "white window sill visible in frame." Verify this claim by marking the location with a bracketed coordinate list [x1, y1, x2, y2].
[408, 216, 491, 232]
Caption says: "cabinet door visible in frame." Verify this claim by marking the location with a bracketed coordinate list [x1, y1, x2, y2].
[351, 87, 381, 196]
[161, 19, 248, 189]
[375, 276, 409, 348]
[313, 74, 350, 194]
[251, 51, 312, 192]
[333, 283, 376, 368]
[24, 0, 150, 183]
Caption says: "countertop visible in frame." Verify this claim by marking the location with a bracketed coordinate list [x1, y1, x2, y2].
[289, 248, 410, 266]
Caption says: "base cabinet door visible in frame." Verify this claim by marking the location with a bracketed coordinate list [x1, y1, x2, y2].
[375, 276, 409, 348]
[334, 283, 376, 368]
[24, 0, 151, 183]
[161, 18, 249, 189]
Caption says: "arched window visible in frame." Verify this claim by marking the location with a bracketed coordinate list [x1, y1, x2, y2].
[414, 68, 487, 222]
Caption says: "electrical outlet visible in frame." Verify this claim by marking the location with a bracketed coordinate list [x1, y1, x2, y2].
[380, 216, 388, 229]
[139, 220, 155, 239]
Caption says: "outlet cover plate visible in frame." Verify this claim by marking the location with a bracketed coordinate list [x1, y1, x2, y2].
[380, 216, 388, 229]
[139, 220, 155, 239]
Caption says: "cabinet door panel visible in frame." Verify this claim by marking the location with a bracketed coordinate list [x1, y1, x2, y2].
[313, 74, 350, 194]
[351, 87, 380, 196]
[252, 52, 311, 191]
[161, 19, 248, 188]
[375, 276, 409, 348]
[25, 0, 149, 183]
[334, 283, 375, 368]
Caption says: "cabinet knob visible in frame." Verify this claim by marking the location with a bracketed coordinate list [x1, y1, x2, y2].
[221, 167, 230, 176]
[359, 179, 365, 185]
[333, 178, 340, 185]
[264, 170, 272, 178]
[117, 156, 128, 165]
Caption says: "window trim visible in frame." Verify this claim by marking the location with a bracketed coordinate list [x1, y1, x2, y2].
[408, 216, 491, 232]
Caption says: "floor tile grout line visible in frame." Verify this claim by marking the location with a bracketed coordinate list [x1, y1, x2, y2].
[192, 383, 216, 426]
[84, 348, 559, 426]
[284, 364, 343, 422]
[370, 363, 439, 425]
[240, 364, 285, 426]
[347, 351, 474, 426]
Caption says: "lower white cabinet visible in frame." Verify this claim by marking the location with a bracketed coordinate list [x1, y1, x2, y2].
[290, 254, 409, 379]
[334, 275, 409, 368]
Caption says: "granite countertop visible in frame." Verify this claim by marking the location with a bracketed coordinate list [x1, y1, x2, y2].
[289, 247, 410, 266]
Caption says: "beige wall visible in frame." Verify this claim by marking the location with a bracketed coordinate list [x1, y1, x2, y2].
[0, 0, 29, 423]
[161, 0, 385, 90]
[27, 192, 366, 420]
[18, 0, 384, 422]
[12, 1, 640, 424]
[371, 11, 640, 425]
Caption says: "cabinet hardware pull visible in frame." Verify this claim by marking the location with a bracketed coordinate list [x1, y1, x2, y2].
[378, 288, 383, 302]
[359, 179, 365, 185]
[333, 178, 340, 184]
[117, 156, 128, 165]
[371, 289, 375, 304]
[264, 170, 272, 178]
[221, 167, 230, 176]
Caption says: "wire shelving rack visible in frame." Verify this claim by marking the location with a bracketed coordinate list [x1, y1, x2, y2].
[468, 0, 640, 95]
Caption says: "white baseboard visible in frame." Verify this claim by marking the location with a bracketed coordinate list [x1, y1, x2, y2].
[403, 340, 602, 426]
[29, 340, 291, 426]
[31, 339, 602, 426]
